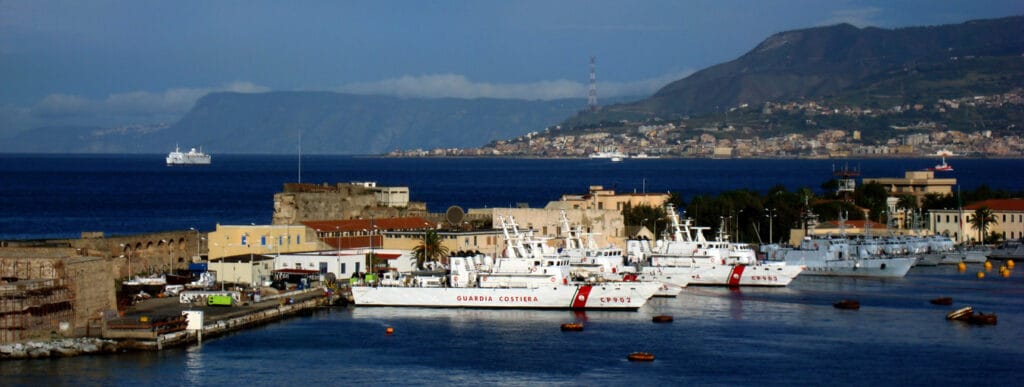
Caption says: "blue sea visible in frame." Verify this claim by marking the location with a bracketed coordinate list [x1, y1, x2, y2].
[1, 155, 1023, 385]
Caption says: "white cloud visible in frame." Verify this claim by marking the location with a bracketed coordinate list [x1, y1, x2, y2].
[336, 71, 693, 100]
[821, 7, 882, 28]
[32, 81, 269, 118]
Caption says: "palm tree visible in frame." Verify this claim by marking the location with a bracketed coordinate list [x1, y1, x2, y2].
[412, 230, 449, 269]
[969, 206, 997, 244]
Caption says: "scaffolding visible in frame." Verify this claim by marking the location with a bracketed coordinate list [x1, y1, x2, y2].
[0, 259, 75, 344]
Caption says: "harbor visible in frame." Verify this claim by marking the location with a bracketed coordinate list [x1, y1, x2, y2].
[1, 155, 1022, 385]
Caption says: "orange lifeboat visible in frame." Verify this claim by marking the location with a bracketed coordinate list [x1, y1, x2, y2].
[627, 352, 655, 362]
[560, 322, 584, 332]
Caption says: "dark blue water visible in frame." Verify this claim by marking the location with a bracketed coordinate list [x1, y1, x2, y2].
[1, 154, 1022, 240]
[2, 266, 1021, 385]
[1, 155, 1022, 384]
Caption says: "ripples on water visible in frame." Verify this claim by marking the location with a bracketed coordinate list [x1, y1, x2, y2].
[2, 265, 1020, 385]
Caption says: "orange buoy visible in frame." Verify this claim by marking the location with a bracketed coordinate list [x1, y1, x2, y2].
[560, 322, 584, 332]
[977, 271, 985, 279]
[385, 326, 394, 335]
[1007, 259, 1015, 269]
[652, 315, 674, 323]
[957, 262, 967, 272]
[627, 352, 655, 362]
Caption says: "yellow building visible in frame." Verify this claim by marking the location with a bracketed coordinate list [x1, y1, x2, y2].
[863, 170, 956, 206]
[929, 199, 1024, 243]
[488, 207, 625, 248]
[546, 185, 670, 212]
[207, 224, 321, 261]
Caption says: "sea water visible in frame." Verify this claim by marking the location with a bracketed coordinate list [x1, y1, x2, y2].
[0, 155, 1022, 385]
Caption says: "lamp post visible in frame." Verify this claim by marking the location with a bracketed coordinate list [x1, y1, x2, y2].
[120, 243, 131, 278]
[764, 208, 777, 244]
[736, 209, 743, 242]
[160, 239, 170, 273]
[335, 226, 341, 257]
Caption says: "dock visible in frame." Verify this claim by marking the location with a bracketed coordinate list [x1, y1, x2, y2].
[103, 288, 340, 351]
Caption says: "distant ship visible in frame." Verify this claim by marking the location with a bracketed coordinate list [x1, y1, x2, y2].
[166, 146, 211, 166]
[929, 157, 953, 172]
[589, 151, 626, 160]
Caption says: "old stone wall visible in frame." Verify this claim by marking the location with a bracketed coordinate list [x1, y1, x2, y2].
[0, 249, 118, 342]
[64, 256, 117, 328]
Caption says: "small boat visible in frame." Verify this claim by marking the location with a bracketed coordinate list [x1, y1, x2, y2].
[968, 312, 997, 325]
[833, 300, 860, 310]
[929, 297, 953, 306]
[946, 306, 973, 320]
[627, 352, 655, 362]
[928, 155, 953, 172]
[651, 315, 674, 323]
[946, 306, 997, 325]
[560, 322, 584, 332]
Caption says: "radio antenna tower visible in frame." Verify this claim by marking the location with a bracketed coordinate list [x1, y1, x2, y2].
[587, 56, 598, 112]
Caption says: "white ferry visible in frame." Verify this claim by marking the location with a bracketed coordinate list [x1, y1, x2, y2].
[166, 145, 211, 165]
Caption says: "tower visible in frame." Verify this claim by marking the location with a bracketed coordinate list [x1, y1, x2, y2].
[587, 56, 598, 112]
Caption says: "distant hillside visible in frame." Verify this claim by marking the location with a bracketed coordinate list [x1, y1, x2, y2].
[158, 92, 592, 154]
[1, 92, 589, 154]
[571, 15, 1024, 124]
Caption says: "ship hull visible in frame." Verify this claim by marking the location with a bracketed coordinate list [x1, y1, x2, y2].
[640, 264, 799, 287]
[351, 283, 657, 310]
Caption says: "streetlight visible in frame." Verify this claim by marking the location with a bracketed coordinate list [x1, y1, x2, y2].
[119, 243, 131, 279]
[335, 226, 341, 257]
[190, 227, 204, 261]
[764, 208, 777, 244]
[736, 209, 744, 242]
[161, 239, 171, 273]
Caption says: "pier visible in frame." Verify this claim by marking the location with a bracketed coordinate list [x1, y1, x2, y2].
[1, 287, 341, 359]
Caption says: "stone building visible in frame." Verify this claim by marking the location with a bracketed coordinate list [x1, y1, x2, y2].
[272, 182, 425, 225]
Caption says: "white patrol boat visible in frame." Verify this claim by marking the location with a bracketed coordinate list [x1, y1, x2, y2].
[760, 210, 914, 278]
[350, 216, 661, 310]
[166, 145, 211, 165]
[630, 205, 802, 287]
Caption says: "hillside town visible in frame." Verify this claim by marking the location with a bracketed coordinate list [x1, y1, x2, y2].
[390, 88, 1024, 158]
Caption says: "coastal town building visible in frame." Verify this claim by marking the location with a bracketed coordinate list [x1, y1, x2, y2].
[863, 170, 956, 207]
[207, 225, 320, 261]
[929, 199, 1024, 243]
[272, 249, 415, 280]
[487, 207, 626, 248]
[546, 185, 670, 212]
[210, 254, 274, 287]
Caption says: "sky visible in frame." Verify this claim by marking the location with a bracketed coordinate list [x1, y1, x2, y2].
[0, 0, 1021, 136]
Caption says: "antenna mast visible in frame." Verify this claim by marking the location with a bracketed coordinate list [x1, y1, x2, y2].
[588, 56, 598, 112]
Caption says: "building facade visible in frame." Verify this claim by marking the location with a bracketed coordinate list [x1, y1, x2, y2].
[929, 199, 1024, 243]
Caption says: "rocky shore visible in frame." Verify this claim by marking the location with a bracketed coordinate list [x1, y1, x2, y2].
[0, 338, 121, 360]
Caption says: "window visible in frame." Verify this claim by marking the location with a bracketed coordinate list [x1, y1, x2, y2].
[261, 235, 267, 246]
[341, 263, 346, 274]
[319, 262, 328, 274]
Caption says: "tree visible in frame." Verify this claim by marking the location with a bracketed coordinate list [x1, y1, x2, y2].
[412, 230, 449, 269]
[969, 206, 997, 244]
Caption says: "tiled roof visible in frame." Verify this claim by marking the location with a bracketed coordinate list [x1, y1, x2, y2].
[964, 199, 1024, 211]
